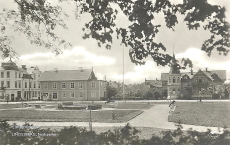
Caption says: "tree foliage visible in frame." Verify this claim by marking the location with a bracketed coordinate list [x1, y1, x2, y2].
[106, 85, 118, 99]
[0, 0, 229, 67]
[0, 121, 230, 145]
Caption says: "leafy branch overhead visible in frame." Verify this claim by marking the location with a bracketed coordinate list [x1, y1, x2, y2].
[0, 0, 72, 58]
[77, 0, 229, 66]
[1, 0, 229, 68]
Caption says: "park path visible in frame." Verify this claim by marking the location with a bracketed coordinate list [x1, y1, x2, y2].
[128, 104, 175, 129]
[7, 104, 224, 133]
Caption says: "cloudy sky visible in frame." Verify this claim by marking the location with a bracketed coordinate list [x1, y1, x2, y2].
[0, 0, 230, 84]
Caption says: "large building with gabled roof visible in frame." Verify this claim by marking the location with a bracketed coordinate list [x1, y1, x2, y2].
[38, 67, 107, 101]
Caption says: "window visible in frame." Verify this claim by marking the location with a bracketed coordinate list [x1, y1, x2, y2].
[62, 92, 66, 98]
[34, 82, 36, 88]
[15, 72, 17, 78]
[25, 82, 27, 88]
[198, 78, 202, 82]
[15, 81, 17, 88]
[1, 81, 4, 87]
[38, 83, 40, 88]
[91, 82, 96, 88]
[168, 77, 171, 83]
[19, 73, 21, 78]
[7, 81, 10, 88]
[44, 83, 48, 89]
[70, 92, 75, 98]
[79, 82, 83, 89]
[91, 91, 96, 97]
[19, 81, 21, 88]
[53, 82, 57, 89]
[79, 92, 83, 98]
[7, 72, 10, 78]
[1, 72, 4, 78]
[52, 93, 57, 99]
[177, 77, 180, 83]
[62, 82, 66, 89]
[70, 82, 75, 89]
[173, 77, 176, 83]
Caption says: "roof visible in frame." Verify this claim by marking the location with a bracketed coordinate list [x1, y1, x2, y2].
[210, 70, 226, 80]
[38, 69, 94, 81]
[145, 80, 163, 87]
[181, 72, 196, 79]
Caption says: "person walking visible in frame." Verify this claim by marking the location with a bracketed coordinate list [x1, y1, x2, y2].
[169, 100, 176, 107]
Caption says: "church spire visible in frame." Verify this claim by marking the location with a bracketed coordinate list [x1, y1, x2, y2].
[169, 47, 180, 74]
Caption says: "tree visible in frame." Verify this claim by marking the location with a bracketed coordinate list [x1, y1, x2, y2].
[142, 91, 153, 100]
[106, 85, 118, 99]
[0, 0, 229, 67]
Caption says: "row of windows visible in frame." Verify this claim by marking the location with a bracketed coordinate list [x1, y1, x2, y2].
[0, 71, 40, 79]
[168, 77, 180, 83]
[44, 82, 97, 89]
[1, 71, 21, 78]
[195, 77, 205, 83]
[43, 91, 96, 99]
[1, 81, 40, 89]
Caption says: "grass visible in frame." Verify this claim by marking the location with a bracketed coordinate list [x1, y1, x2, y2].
[168, 102, 230, 128]
[0, 109, 143, 123]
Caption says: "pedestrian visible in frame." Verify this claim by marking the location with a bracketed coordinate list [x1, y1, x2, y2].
[199, 96, 202, 102]
[169, 100, 176, 107]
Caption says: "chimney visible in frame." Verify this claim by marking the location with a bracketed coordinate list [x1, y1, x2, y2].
[79, 67, 83, 72]
[206, 68, 208, 72]
[190, 69, 193, 75]
[22, 65, 27, 70]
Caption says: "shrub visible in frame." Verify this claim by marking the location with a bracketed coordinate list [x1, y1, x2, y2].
[1, 121, 230, 145]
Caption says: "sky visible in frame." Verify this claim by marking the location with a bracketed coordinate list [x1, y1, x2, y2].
[0, 0, 230, 84]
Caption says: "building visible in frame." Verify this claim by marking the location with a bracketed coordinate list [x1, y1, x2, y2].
[162, 54, 226, 99]
[0, 59, 39, 101]
[30, 66, 42, 100]
[38, 68, 107, 101]
[144, 78, 167, 94]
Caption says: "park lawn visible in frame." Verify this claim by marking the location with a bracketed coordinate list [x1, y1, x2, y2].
[168, 102, 230, 128]
[0, 109, 143, 123]
[0, 104, 22, 109]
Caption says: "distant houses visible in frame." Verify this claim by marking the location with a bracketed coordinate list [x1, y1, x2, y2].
[0, 58, 227, 101]
[39, 68, 107, 101]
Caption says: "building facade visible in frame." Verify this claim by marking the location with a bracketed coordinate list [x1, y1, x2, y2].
[39, 68, 107, 101]
[161, 55, 226, 99]
[0, 60, 41, 101]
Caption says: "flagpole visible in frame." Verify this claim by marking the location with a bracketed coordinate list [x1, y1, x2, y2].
[123, 44, 125, 101]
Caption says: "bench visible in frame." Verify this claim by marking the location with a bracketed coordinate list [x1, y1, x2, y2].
[21, 103, 31, 107]
[106, 101, 118, 108]
[35, 105, 41, 108]
[62, 102, 74, 105]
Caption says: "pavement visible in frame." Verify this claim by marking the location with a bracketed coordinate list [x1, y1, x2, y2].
[6, 103, 225, 133]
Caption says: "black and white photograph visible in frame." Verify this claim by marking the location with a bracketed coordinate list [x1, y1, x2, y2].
[0, 0, 230, 144]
